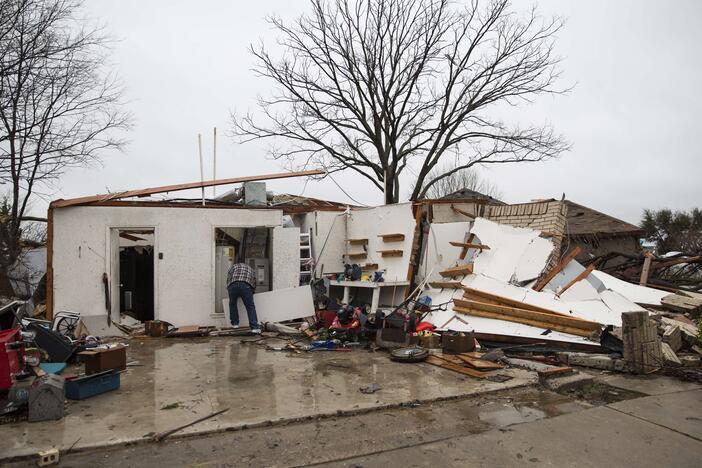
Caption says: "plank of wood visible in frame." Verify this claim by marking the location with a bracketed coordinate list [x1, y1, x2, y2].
[378, 233, 405, 242]
[537, 366, 574, 378]
[454, 354, 504, 370]
[449, 241, 490, 250]
[451, 204, 476, 219]
[174, 325, 200, 333]
[347, 253, 367, 259]
[361, 263, 379, 270]
[532, 246, 582, 291]
[378, 249, 403, 257]
[462, 287, 591, 321]
[556, 263, 597, 297]
[347, 238, 368, 245]
[640, 252, 653, 286]
[454, 298, 600, 331]
[429, 281, 464, 289]
[439, 264, 473, 277]
[459, 233, 476, 260]
[453, 306, 597, 338]
[425, 355, 486, 378]
[52, 169, 324, 208]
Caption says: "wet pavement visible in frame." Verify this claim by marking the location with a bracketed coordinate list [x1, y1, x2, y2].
[1, 336, 536, 461]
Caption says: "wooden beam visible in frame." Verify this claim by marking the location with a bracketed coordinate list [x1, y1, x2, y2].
[439, 264, 473, 277]
[453, 306, 596, 338]
[556, 263, 597, 297]
[46, 206, 54, 321]
[425, 355, 486, 378]
[532, 246, 582, 291]
[429, 281, 464, 289]
[453, 298, 600, 332]
[453, 354, 504, 370]
[462, 287, 590, 320]
[639, 252, 653, 286]
[347, 238, 368, 245]
[451, 204, 476, 219]
[51, 169, 325, 208]
[459, 233, 476, 260]
[449, 241, 490, 250]
[651, 255, 701, 271]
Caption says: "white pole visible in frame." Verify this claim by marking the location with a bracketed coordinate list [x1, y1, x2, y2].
[198, 133, 205, 206]
[212, 127, 217, 197]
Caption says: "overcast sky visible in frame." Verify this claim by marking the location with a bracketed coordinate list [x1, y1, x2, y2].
[50, 0, 701, 225]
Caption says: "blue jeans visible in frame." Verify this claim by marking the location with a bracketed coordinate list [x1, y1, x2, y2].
[228, 281, 259, 329]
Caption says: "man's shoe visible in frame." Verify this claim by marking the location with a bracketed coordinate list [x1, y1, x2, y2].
[251, 328, 261, 335]
[231, 324, 240, 329]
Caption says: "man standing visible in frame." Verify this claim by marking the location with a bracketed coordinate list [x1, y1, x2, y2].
[227, 259, 261, 334]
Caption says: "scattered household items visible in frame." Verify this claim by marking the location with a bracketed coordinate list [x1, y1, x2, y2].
[389, 347, 429, 363]
[442, 331, 476, 354]
[145, 320, 171, 337]
[0, 328, 24, 390]
[65, 369, 120, 400]
[78, 344, 127, 375]
[28, 374, 65, 422]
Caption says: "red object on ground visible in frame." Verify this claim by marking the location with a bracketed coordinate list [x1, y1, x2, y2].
[0, 328, 23, 390]
[415, 322, 436, 332]
[317, 310, 338, 328]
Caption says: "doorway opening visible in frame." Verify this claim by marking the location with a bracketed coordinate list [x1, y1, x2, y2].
[117, 229, 155, 322]
[214, 227, 272, 315]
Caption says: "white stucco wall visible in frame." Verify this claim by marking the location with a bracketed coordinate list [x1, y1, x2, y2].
[52, 205, 283, 326]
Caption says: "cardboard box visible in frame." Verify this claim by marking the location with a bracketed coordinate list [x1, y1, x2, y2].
[442, 331, 475, 354]
[78, 346, 127, 375]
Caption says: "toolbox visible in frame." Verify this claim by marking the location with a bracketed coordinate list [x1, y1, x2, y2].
[78, 345, 127, 374]
[65, 369, 120, 400]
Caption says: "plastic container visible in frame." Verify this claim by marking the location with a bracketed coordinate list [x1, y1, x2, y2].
[65, 369, 120, 400]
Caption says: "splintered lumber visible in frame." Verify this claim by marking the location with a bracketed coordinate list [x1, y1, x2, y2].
[533, 246, 582, 291]
[347, 238, 368, 245]
[454, 306, 595, 337]
[429, 281, 464, 290]
[462, 287, 591, 320]
[347, 253, 367, 260]
[378, 249, 403, 257]
[640, 252, 653, 286]
[425, 355, 486, 378]
[453, 298, 600, 332]
[556, 263, 597, 297]
[449, 241, 490, 250]
[440, 264, 473, 278]
[454, 354, 504, 370]
[378, 233, 405, 242]
[459, 233, 476, 260]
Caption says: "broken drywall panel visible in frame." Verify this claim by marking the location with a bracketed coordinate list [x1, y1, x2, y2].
[347, 203, 416, 282]
[591, 270, 669, 306]
[416, 221, 472, 284]
[430, 202, 480, 223]
[462, 273, 624, 326]
[302, 211, 346, 275]
[557, 274, 601, 302]
[421, 287, 596, 346]
[222, 285, 314, 327]
[271, 226, 301, 290]
[470, 218, 553, 284]
[599, 289, 647, 314]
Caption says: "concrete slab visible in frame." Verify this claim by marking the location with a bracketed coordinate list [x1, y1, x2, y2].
[323, 405, 702, 467]
[0, 337, 536, 461]
[608, 389, 702, 440]
[596, 372, 702, 395]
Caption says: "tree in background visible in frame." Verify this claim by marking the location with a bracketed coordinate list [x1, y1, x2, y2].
[0, 0, 129, 294]
[232, 0, 569, 204]
[423, 165, 502, 200]
[641, 208, 702, 255]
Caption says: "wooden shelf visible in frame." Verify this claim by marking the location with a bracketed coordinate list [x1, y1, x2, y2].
[361, 263, 379, 270]
[347, 238, 368, 245]
[377, 249, 404, 258]
[347, 253, 367, 260]
[439, 264, 474, 278]
[378, 233, 405, 242]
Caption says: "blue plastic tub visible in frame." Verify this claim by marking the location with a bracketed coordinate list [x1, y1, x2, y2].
[65, 369, 120, 400]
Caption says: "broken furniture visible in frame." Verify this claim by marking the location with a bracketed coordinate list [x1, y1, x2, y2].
[329, 279, 410, 316]
[26, 322, 74, 362]
[28, 374, 65, 422]
[65, 369, 120, 400]
[78, 345, 127, 374]
[0, 328, 24, 390]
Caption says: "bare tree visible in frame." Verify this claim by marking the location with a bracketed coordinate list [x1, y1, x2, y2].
[0, 0, 129, 294]
[424, 164, 502, 200]
[232, 0, 569, 204]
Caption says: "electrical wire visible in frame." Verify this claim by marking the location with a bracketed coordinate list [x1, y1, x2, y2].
[326, 173, 371, 207]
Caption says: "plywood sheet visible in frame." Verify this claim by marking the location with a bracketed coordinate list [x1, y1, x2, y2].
[222, 286, 314, 327]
